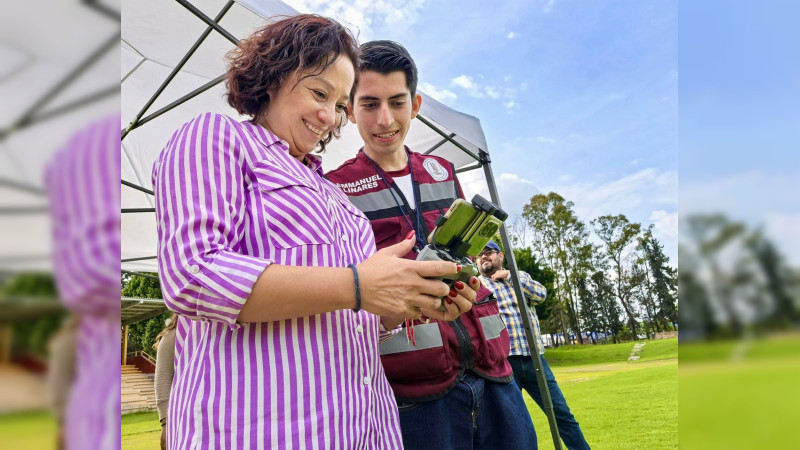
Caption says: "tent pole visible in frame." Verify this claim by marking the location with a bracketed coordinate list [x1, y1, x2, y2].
[0, 178, 46, 196]
[0, 32, 118, 140]
[415, 115, 481, 162]
[455, 163, 483, 174]
[175, 0, 239, 44]
[122, 324, 128, 366]
[122, 208, 155, 213]
[480, 150, 562, 450]
[84, 0, 119, 21]
[423, 132, 456, 155]
[121, 0, 235, 141]
[23, 85, 118, 129]
[122, 256, 157, 263]
[122, 270, 160, 281]
[122, 180, 154, 196]
[125, 74, 226, 137]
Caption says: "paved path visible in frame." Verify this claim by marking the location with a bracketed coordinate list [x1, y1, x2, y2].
[628, 341, 646, 361]
[0, 365, 47, 414]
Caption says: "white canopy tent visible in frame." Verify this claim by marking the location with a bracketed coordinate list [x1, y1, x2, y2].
[0, 0, 118, 273]
[120, 1, 561, 445]
[121, 0, 488, 273]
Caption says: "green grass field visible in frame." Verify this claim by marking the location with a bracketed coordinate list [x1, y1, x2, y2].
[0, 410, 57, 449]
[679, 333, 800, 449]
[1, 338, 682, 449]
[117, 338, 679, 449]
[527, 338, 678, 449]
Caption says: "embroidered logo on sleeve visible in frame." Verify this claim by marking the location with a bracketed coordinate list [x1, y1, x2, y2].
[423, 158, 448, 181]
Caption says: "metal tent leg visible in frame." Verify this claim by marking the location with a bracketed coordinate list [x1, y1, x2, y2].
[481, 150, 562, 450]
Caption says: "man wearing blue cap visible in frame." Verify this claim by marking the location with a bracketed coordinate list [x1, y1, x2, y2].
[478, 241, 591, 450]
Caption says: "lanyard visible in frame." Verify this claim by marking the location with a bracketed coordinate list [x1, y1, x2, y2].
[361, 148, 427, 251]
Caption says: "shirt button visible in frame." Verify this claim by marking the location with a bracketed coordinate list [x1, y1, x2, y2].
[189, 265, 200, 274]
[356, 325, 363, 334]
[362, 376, 370, 385]
[341, 234, 348, 242]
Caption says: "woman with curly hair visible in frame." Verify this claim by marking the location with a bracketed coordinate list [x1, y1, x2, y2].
[152, 15, 473, 449]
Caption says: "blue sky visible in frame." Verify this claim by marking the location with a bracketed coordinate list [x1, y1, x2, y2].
[288, 0, 679, 263]
[679, 0, 800, 265]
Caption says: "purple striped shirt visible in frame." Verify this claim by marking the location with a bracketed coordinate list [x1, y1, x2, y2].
[152, 113, 403, 449]
[47, 114, 121, 449]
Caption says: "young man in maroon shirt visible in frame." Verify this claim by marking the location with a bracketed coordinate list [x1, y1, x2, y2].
[326, 40, 538, 450]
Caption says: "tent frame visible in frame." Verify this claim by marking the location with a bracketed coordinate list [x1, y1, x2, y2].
[121, 2, 562, 447]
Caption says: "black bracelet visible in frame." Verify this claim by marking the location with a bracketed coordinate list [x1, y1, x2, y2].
[347, 264, 361, 313]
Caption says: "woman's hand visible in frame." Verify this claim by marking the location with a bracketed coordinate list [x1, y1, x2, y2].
[422, 275, 480, 322]
[358, 233, 455, 319]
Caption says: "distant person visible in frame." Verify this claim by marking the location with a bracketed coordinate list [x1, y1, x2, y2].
[46, 315, 78, 450]
[326, 40, 537, 449]
[153, 314, 177, 450]
[478, 241, 591, 449]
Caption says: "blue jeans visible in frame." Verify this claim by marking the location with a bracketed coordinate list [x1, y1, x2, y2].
[397, 372, 538, 449]
[508, 355, 590, 450]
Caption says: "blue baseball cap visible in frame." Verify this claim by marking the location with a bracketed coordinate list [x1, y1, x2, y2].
[484, 241, 501, 252]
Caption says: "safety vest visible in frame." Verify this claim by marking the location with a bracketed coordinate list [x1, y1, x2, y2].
[326, 149, 513, 402]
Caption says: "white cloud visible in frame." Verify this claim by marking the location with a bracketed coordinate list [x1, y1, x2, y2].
[458, 171, 541, 217]
[507, 31, 519, 39]
[536, 136, 556, 144]
[419, 81, 457, 103]
[284, 0, 428, 41]
[543, 169, 678, 260]
[681, 171, 799, 219]
[451, 74, 523, 110]
[547, 168, 678, 220]
[451, 74, 483, 97]
[457, 168, 679, 262]
[650, 209, 678, 242]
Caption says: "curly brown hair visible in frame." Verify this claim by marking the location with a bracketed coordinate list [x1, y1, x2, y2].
[226, 14, 359, 151]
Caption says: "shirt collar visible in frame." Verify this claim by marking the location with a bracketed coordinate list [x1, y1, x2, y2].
[244, 119, 325, 175]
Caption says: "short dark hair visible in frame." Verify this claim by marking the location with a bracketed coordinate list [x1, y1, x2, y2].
[351, 40, 418, 103]
[225, 14, 359, 150]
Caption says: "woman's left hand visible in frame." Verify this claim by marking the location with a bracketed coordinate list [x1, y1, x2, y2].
[421, 275, 480, 321]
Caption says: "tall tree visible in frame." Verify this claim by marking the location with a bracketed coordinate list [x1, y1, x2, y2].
[577, 276, 601, 344]
[638, 228, 678, 330]
[744, 230, 799, 325]
[512, 246, 561, 345]
[590, 270, 623, 343]
[678, 245, 716, 340]
[122, 274, 169, 355]
[683, 214, 746, 336]
[592, 214, 642, 339]
[523, 192, 591, 344]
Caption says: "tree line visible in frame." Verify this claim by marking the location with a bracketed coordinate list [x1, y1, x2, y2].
[679, 214, 800, 340]
[506, 191, 678, 345]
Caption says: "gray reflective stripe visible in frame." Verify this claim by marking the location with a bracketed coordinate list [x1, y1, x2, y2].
[419, 181, 456, 204]
[347, 189, 397, 214]
[480, 314, 506, 340]
[380, 323, 443, 355]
